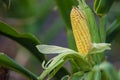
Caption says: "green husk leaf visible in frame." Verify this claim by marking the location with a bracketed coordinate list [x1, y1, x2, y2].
[0, 52, 37, 80]
[89, 43, 111, 64]
[38, 52, 91, 80]
[78, 0, 100, 43]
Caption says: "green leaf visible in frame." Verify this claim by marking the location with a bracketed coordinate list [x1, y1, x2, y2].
[0, 52, 37, 80]
[84, 65, 101, 80]
[36, 45, 77, 54]
[106, 18, 120, 43]
[94, 0, 114, 16]
[99, 15, 107, 42]
[93, 65, 101, 80]
[55, 0, 77, 51]
[100, 62, 119, 80]
[55, 0, 77, 29]
[0, 21, 46, 63]
[67, 29, 77, 51]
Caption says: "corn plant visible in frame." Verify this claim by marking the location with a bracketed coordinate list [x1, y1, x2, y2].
[0, 0, 120, 80]
[36, 0, 120, 80]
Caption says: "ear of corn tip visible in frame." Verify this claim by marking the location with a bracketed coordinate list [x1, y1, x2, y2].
[70, 6, 92, 56]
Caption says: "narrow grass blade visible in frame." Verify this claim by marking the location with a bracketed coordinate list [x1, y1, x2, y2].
[106, 18, 120, 42]
[0, 52, 37, 80]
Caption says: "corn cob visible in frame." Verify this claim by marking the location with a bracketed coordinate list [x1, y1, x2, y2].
[70, 6, 92, 55]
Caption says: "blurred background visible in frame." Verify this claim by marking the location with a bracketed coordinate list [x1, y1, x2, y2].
[0, 0, 120, 80]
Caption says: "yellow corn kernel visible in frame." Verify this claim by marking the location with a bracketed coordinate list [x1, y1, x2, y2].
[70, 6, 92, 55]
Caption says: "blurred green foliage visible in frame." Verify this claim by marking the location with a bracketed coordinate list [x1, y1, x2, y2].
[0, 0, 120, 80]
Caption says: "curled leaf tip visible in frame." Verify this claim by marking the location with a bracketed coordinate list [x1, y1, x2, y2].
[90, 43, 111, 54]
